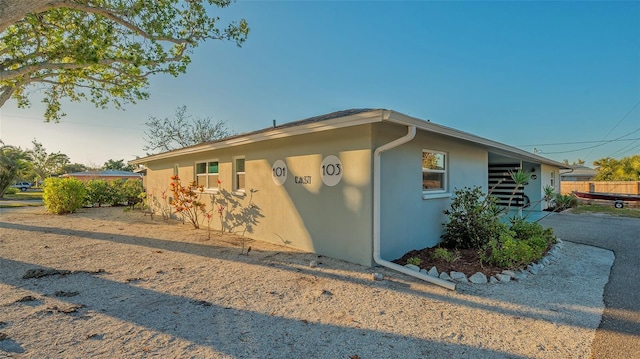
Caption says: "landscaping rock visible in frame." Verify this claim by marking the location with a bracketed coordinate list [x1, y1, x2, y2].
[439, 272, 452, 281]
[527, 264, 540, 275]
[419, 268, 427, 274]
[405, 264, 420, 272]
[427, 266, 439, 278]
[469, 272, 487, 284]
[501, 270, 516, 279]
[489, 276, 499, 283]
[496, 273, 511, 283]
[450, 271, 468, 283]
[372, 273, 384, 281]
[513, 271, 528, 281]
[541, 257, 551, 266]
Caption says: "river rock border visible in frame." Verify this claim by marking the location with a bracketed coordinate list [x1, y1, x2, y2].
[402, 238, 566, 284]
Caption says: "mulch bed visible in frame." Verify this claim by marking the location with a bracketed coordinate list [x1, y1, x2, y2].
[393, 247, 507, 278]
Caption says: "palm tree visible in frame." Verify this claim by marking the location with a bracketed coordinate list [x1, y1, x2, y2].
[0, 141, 31, 197]
[506, 169, 532, 218]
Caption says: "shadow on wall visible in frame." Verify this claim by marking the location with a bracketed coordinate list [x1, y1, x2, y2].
[208, 188, 264, 237]
[145, 186, 264, 237]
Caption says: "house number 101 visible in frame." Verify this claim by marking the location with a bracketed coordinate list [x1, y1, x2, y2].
[271, 160, 287, 185]
[321, 155, 343, 186]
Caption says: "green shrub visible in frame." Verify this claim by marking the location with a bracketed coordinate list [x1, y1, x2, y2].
[106, 179, 127, 206]
[431, 248, 460, 263]
[43, 177, 86, 214]
[120, 179, 144, 207]
[481, 231, 537, 268]
[441, 186, 503, 249]
[4, 187, 19, 195]
[552, 193, 578, 211]
[85, 179, 110, 207]
[406, 257, 421, 266]
[509, 217, 555, 247]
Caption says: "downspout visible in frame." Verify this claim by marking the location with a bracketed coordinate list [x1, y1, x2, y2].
[373, 125, 456, 291]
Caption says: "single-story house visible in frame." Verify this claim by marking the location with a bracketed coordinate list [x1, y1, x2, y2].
[62, 170, 143, 183]
[560, 165, 598, 181]
[131, 109, 567, 288]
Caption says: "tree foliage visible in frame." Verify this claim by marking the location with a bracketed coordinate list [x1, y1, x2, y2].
[0, 0, 249, 121]
[593, 155, 640, 181]
[0, 140, 31, 197]
[62, 162, 88, 174]
[103, 158, 134, 172]
[28, 140, 69, 183]
[143, 105, 232, 154]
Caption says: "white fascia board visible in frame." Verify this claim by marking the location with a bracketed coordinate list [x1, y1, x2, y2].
[130, 110, 385, 165]
[384, 110, 569, 169]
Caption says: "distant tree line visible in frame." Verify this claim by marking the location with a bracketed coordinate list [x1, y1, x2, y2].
[0, 139, 138, 197]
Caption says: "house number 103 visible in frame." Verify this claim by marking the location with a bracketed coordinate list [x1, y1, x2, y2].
[321, 155, 343, 186]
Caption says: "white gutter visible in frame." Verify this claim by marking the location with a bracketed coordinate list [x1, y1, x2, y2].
[373, 125, 457, 291]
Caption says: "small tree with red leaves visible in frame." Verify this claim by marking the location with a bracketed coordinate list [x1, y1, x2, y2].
[169, 175, 207, 229]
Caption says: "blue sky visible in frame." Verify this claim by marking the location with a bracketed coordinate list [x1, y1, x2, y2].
[1, 0, 639, 167]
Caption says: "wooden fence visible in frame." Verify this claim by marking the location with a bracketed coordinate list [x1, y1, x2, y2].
[561, 181, 640, 195]
[561, 181, 640, 208]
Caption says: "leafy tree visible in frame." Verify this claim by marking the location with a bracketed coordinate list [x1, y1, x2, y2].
[562, 159, 586, 166]
[103, 159, 134, 172]
[143, 105, 233, 154]
[593, 155, 640, 181]
[62, 162, 88, 174]
[0, 0, 249, 121]
[0, 141, 31, 197]
[28, 140, 69, 184]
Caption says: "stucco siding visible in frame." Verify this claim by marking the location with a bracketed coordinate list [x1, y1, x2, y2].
[375, 123, 488, 261]
[142, 125, 375, 266]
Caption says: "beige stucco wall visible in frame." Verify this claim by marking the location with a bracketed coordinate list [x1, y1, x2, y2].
[142, 125, 375, 266]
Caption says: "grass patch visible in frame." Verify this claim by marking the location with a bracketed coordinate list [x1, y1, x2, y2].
[0, 202, 42, 208]
[0, 190, 44, 207]
[2, 190, 43, 201]
[573, 204, 640, 219]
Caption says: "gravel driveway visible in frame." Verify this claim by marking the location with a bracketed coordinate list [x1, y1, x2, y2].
[540, 211, 640, 359]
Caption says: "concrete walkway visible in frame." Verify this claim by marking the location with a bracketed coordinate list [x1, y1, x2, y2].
[540, 212, 640, 359]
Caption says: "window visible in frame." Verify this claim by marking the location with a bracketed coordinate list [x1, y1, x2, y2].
[550, 171, 555, 187]
[234, 157, 245, 191]
[422, 150, 447, 193]
[195, 160, 219, 189]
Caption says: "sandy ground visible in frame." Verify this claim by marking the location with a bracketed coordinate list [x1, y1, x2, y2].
[0, 206, 613, 358]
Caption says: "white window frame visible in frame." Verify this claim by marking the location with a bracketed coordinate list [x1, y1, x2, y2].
[233, 156, 246, 193]
[195, 159, 220, 191]
[422, 149, 450, 199]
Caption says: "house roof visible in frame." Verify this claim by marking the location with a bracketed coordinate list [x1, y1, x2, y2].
[560, 165, 598, 178]
[64, 170, 142, 177]
[131, 109, 569, 169]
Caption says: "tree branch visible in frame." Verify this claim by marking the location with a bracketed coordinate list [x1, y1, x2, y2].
[0, 85, 15, 108]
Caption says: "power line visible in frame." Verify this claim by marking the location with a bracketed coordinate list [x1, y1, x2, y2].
[515, 137, 640, 147]
[583, 99, 640, 159]
[540, 127, 640, 155]
[2, 112, 146, 130]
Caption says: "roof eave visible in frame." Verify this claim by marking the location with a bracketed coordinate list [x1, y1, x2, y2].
[384, 110, 570, 169]
[130, 110, 385, 165]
